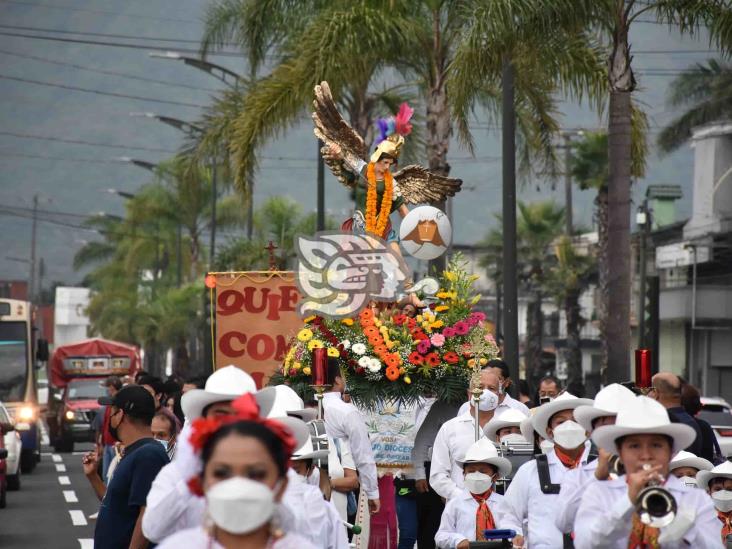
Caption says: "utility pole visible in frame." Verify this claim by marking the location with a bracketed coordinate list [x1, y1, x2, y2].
[29, 194, 38, 302]
[501, 58, 519, 386]
[317, 140, 325, 231]
[209, 156, 217, 271]
[564, 134, 573, 236]
[636, 200, 651, 348]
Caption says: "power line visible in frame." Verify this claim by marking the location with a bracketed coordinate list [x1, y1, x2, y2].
[0, 49, 221, 93]
[0, 31, 244, 58]
[0, 0, 201, 25]
[0, 131, 177, 153]
[0, 74, 207, 108]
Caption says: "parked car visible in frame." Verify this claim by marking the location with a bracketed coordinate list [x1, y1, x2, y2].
[699, 397, 732, 457]
[0, 404, 20, 491]
[54, 378, 106, 453]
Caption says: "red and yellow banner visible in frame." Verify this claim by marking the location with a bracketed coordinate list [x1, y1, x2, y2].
[210, 271, 301, 388]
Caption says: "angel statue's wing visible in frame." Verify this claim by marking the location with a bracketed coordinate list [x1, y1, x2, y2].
[312, 81, 368, 189]
[393, 165, 463, 205]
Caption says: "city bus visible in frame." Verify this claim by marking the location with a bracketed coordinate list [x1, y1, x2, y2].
[0, 298, 47, 472]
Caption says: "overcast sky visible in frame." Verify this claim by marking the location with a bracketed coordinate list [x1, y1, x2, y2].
[0, 0, 722, 287]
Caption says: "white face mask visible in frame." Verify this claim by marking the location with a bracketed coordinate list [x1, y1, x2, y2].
[551, 420, 587, 450]
[678, 476, 697, 488]
[499, 433, 526, 445]
[206, 477, 277, 534]
[540, 439, 555, 454]
[713, 490, 732, 513]
[478, 389, 499, 412]
[463, 471, 494, 495]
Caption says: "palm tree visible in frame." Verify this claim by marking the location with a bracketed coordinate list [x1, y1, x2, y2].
[545, 235, 595, 393]
[658, 59, 732, 153]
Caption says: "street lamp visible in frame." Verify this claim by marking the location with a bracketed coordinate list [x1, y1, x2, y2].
[129, 112, 203, 139]
[636, 200, 652, 349]
[148, 51, 243, 88]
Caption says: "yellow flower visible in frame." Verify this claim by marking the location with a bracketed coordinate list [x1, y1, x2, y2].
[471, 294, 482, 305]
[479, 357, 488, 365]
[386, 341, 395, 350]
[430, 320, 444, 329]
[342, 318, 354, 326]
[327, 347, 340, 358]
[307, 339, 324, 350]
[404, 376, 411, 385]
[379, 326, 389, 335]
[303, 315, 316, 323]
[435, 305, 449, 313]
[436, 291, 450, 299]
[293, 362, 302, 370]
[467, 358, 476, 367]
[297, 328, 313, 342]
[303, 366, 312, 375]
[444, 271, 457, 282]
[416, 315, 424, 323]
[447, 291, 457, 300]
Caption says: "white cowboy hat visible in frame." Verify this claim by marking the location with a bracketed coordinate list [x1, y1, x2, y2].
[574, 384, 636, 433]
[484, 409, 528, 442]
[520, 410, 538, 442]
[266, 385, 305, 419]
[287, 407, 318, 423]
[456, 437, 512, 477]
[592, 395, 696, 454]
[669, 450, 713, 474]
[532, 392, 594, 441]
[291, 432, 329, 461]
[697, 460, 732, 490]
[182, 365, 260, 420]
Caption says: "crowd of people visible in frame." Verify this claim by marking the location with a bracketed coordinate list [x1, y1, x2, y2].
[83, 361, 732, 549]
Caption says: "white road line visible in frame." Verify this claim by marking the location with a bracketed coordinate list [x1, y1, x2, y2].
[63, 490, 78, 503]
[78, 540, 94, 549]
[71, 451, 87, 456]
[56, 464, 67, 472]
[58, 475, 71, 485]
[69, 510, 87, 526]
[52, 454, 62, 463]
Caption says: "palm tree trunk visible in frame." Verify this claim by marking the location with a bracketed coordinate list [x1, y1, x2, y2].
[565, 288, 583, 393]
[605, 17, 635, 384]
[596, 185, 610, 378]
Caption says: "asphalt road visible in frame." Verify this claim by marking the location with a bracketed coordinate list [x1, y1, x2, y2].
[0, 442, 99, 548]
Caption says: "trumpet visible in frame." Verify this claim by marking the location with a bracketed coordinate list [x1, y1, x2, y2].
[636, 463, 677, 528]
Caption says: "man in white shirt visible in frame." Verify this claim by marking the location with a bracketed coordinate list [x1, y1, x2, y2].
[501, 392, 593, 548]
[554, 383, 636, 535]
[668, 450, 712, 487]
[435, 438, 512, 549]
[429, 369, 502, 500]
[483, 409, 529, 444]
[456, 359, 530, 418]
[288, 434, 349, 548]
[574, 395, 721, 549]
[322, 364, 380, 514]
[697, 461, 732, 544]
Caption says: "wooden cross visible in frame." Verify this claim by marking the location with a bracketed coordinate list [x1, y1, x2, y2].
[265, 241, 278, 271]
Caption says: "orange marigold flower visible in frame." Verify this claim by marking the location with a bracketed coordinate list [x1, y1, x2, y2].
[385, 365, 400, 381]
[359, 308, 374, 321]
[360, 318, 375, 327]
[367, 335, 383, 347]
[384, 354, 401, 368]
[374, 345, 388, 357]
[364, 326, 379, 337]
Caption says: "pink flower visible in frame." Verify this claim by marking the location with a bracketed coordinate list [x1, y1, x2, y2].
[485, 333, 496, 345]
[471, 311, 486, 322]
[430, 333, 445, 347]
[443, 327, 456, 338]
[417, 339, 431, 354]
[454, 321, 470, 336]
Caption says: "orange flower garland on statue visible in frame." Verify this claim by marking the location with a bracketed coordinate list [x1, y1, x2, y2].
[365, 162, 394, 237]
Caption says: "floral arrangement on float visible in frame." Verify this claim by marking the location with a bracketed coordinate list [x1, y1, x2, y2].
[270, 257, 499, 407]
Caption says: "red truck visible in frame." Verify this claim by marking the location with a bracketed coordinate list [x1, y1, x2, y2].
[48, 338, 140, 453]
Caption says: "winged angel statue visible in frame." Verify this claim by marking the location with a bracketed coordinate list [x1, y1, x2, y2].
[312, 81, 462, 247]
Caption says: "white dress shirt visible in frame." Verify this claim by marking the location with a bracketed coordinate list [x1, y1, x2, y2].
[501, 444, 591, 548]
[573, 474, 723, 549]
[457, 393, 530, 418]
[322, 392, 379, 499]
[157, 527, 317, 549]
[554, 458, 599, 534]
[284, 469, 349, 549]
[429, 413, 486, 500]
[308, 436, 356, 521]
[435, 489, 507, 548]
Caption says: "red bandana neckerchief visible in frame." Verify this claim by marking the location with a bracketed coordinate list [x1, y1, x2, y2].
[718, 511, 732, 543]
[470, 490, 496, 541]
[554, 446, 583, 470]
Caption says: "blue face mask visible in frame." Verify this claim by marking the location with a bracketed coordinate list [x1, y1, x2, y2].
[156, 439, 169, 451]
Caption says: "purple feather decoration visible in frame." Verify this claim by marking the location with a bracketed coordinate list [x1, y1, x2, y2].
[374, 118, 390, 145]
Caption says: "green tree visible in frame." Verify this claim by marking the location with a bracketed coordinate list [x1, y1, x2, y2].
[545, 235, 595, 393]
[658, 59, 732, 153]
